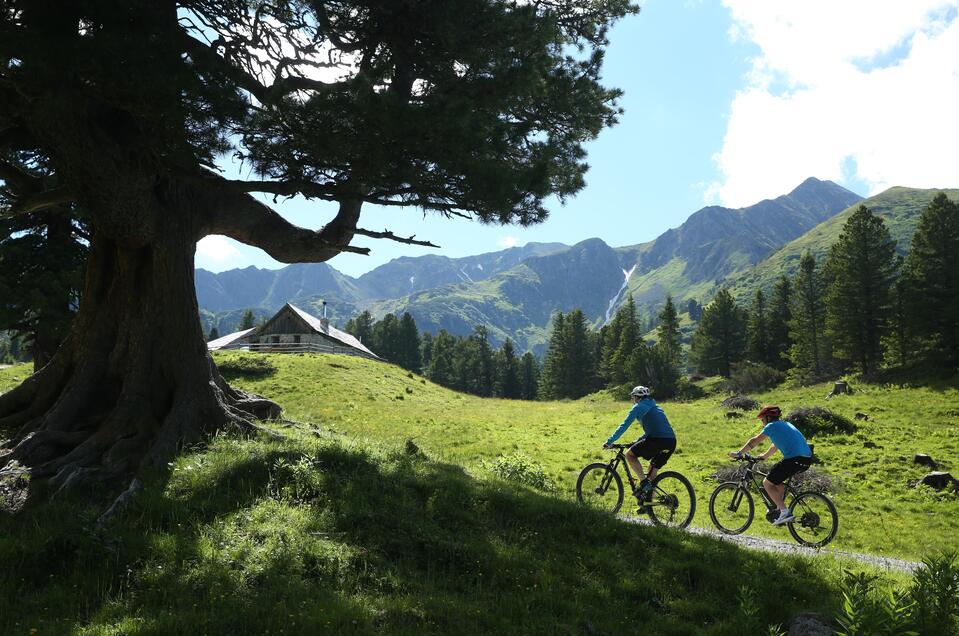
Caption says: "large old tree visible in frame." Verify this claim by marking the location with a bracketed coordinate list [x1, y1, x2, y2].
[0, 0, 634, 492]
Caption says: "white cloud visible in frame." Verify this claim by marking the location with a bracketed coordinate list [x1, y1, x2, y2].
[196, 235, 242, 264]
[711, 1, 959, 207]
[498, 236, 519, 248]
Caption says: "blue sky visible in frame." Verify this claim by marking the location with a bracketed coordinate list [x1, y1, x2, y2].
[196, 0, 959, 278]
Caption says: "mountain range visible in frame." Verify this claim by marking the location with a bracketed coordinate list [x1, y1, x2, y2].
[196, 179, 958, 354]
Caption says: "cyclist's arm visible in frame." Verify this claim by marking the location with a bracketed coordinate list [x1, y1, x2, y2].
[731, 432, 768, 457]
[605, 405, 640, 446]
[758, 444, 778, 460]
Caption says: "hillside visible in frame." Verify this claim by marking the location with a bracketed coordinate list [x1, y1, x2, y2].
[196, 178, 860, 346]
[728, 187, 959, 299]
[0, 361, 851, 635]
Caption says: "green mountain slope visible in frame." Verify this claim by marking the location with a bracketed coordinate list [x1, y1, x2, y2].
[728, 187, 959, 300]
[10, 356, 958, 633]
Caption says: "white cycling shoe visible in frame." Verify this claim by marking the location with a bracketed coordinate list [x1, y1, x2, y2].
[772, 509, 795, 526]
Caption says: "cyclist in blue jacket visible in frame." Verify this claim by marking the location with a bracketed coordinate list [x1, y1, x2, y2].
[603, 385, 677, 500]
[730, 405, 813, 526]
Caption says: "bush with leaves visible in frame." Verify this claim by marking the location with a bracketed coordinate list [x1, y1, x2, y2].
[721, 395, 760, 411]
[484, 453, 557, 492]
[726, 361, 786, 393]
[216, 355, 278, 380]
[787, 407, 856, 437]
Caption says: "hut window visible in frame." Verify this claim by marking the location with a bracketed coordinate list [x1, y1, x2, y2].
[293, 335, 301, 344]
[270, 336, 279, 344]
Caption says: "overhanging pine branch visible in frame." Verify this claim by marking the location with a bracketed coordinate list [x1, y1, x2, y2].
[354, 228, 439, 248]
[4, 187, 75, 218]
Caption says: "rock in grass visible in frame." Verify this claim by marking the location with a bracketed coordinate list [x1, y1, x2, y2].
[914, 453, 938, 469]
[854, 412, 869, 421]
[724, 411, 743, 419]
[918, 471, 957, 491]
[788, 612, 833, 636]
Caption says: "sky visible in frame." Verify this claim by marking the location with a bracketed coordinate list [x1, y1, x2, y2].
[196, 0, 959, 278]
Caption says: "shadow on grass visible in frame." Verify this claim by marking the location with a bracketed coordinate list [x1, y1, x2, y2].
[1, 433, 841, 635]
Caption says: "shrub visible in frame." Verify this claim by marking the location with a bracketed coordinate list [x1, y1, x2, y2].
[787, 407, 856, 437]
[712, 462, 839, 494]
[910, 553, 959, 635]
[217, 355, 278, 379]
[721, 395, 760, 411]
[726, 361, 786, 393]
[484, 453, 557, 492]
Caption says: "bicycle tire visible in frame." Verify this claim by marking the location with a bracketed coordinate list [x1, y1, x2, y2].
[708, 482, 755, 535]
[576, 463, 624, 515]
[647, 471, 696, 529]
[787, 491, 839, 547]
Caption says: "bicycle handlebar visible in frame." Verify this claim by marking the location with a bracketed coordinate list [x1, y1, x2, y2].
[732, 453, 760, 463]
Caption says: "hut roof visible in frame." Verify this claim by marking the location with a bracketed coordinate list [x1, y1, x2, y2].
[207, 327, 256, 350]
[286, 304, 379, 359]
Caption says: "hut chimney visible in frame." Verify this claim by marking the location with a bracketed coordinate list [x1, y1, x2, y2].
[320, 301, 329, 331]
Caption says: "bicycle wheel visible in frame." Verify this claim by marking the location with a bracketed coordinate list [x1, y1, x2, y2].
[576, 463, 624, 515]
[708, 482, 755, 535]
[787, 491, 839, 547]
[647, 471, 696, 529]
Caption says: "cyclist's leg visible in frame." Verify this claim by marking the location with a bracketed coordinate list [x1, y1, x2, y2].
[647, 438, 677, 482]
[624, 448, 647, 482]
[762, 477, 787, 510]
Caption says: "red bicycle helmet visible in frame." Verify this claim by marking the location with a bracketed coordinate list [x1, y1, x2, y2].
[757, 405, 782, 420]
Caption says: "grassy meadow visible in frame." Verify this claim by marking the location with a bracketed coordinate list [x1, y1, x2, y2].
[0, 356, 956, 635]
[211, 352, 959, 560]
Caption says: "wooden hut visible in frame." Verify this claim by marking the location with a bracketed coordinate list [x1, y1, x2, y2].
[208, 303, 380, 360]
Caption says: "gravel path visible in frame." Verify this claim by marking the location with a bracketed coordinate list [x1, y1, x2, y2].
[623, 516, 921, 573]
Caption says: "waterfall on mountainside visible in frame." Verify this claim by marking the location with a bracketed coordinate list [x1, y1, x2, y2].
[604, 264, 637, 325]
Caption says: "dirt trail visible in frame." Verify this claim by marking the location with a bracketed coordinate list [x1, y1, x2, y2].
[623, 517, 920, 573]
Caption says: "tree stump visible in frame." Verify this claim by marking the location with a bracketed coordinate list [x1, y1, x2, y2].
[826, 381, 852, 398]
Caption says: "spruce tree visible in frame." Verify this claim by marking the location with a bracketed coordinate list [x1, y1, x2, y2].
[883, 277, 914, 369]
[746, 289, 773, 365]
[608, 296, 639, 387]
[519, 352, 540, 401]
[768, 276, 793, 370]
[563, 309, 595, 399]
[495, 339, 522, 399]
[656, 296, 683, 369]
[398, 313, 422, 373]
[344, 310, 375, 346]
[420, 331, 435, 371]
[902, 193, 959, 366]
[539, 312, 568, 400]
[686, 299, 703, 322]
[823, 205, 898, 375]
[207, 327, 220, 341]
[427, 330, 458, 388]
[238, 309, 257, 330]
[690, 289, 747, 377]
[788, 252, 829, 382]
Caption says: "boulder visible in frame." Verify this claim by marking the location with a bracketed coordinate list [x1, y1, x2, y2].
[914, 454, 939, 469]
[918, 471, 957, 491]
[863, 441, 882, 449]
[854, 412, 869, 421]
[724, 411, 744, 419]
[788, 612, 834, 636]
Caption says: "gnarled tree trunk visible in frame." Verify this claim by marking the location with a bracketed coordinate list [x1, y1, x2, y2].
[0, 185, 279, 494]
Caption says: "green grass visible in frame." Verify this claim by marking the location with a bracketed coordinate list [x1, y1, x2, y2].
[0, 358, 954, 634]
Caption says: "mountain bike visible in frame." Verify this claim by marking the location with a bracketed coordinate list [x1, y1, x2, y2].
[575, 443, 696, 529]
[708, 454, 839, 547]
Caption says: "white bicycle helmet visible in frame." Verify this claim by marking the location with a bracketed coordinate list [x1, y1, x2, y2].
[629, 385, 651, 398]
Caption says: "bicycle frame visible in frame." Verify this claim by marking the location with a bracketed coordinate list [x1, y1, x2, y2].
[606, 446, 639, 490]
[734, 460, 797, 511]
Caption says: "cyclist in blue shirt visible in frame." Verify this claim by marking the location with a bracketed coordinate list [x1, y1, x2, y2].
[603, 385, 677, 500]
[730, 405, 813, 526]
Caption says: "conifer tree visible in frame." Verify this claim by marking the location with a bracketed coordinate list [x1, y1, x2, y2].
[398, 313, 422, 372]
[883, 277, 914, 369]
[539, 312, 568, 400]
[788, 252, 829, 382]
[519, 352, 540, 401]
[686, 299, 703, 322]
[420, 331, 434, 372]
[427, 330, 458, 388]
[746, 289, 773, 365]
[823, 205, 898, 375]
[656, 296, 682, 368]
[344, 310, 375, 347]
[238, 309, 257, 330]
[495, 339, 522, 399]
[207, 327, 220, 341]
[768, 276, 793, 370]
[607, 296, 639, 387]
[690, 289, 747, 377]
[562, 309, 595, 399]
[902, 193, 959, 366]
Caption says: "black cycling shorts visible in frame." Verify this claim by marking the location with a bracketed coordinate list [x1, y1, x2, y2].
[627, 437, 677, 469]
[767, 456, 812, 485]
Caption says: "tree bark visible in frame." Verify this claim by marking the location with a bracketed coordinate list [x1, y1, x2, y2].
[0, 203, 279, 494]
